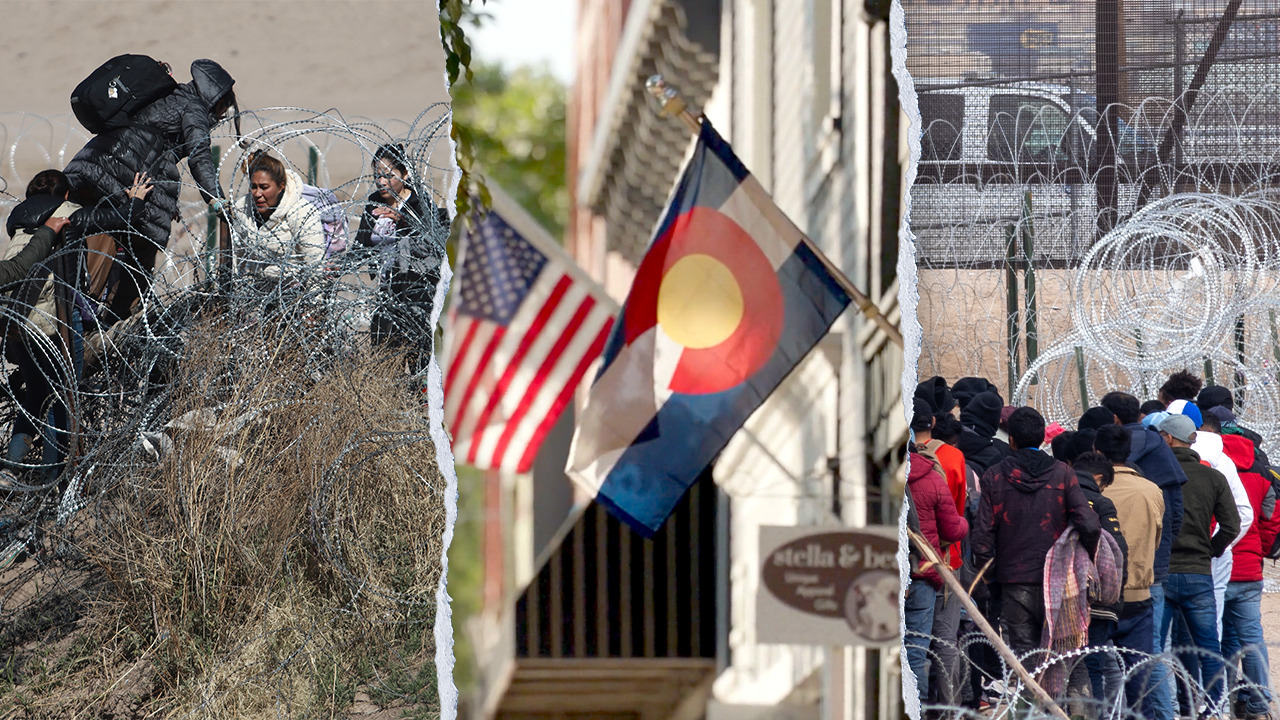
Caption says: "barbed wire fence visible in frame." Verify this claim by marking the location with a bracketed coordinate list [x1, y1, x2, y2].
[905, 1, 1280, 718]
[0, 107, 454, 718]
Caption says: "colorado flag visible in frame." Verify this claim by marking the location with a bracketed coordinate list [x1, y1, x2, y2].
[565, 121, 852, 537]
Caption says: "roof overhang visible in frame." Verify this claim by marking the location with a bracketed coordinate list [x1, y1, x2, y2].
[576, 0, 721, 265]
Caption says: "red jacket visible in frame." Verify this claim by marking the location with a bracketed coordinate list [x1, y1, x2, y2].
[922, 439, 968, 570]
[909, 451, 969, 588]
[1221, 434, 1280, 582]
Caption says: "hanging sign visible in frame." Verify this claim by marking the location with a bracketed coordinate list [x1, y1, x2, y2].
[756, 525, 899, 646]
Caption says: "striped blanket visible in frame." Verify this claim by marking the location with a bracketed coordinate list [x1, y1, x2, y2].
[1039, 527, 1096, 697]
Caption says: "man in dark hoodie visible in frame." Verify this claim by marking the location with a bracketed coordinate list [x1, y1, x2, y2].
[1098, 390, 1187, 717]
[971, 406, 1100, 659]
[956, 391, 1011, 477]
[1095, 424, 1166, 716]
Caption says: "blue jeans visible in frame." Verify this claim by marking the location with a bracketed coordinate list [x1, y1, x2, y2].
[1085, 619, 1122, 708]
[1222, 580, 1272, 715]
[929, 587, 963, 705]
[1114, 600, 1156, 718]
[1149, 582, 1176, 719]
[904, 579, 937, 702]
[1161, 572, 1227, 712]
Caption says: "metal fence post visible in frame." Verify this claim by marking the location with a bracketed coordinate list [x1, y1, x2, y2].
[1005, 224, 1021, 397]
[206, 144, 222, 280]
[1021, 191, 1038, 384]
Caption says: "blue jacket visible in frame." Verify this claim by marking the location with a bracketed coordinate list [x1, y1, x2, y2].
[1125, 422, 1186, 583]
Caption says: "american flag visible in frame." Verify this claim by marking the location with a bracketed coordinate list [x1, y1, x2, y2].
[444, 193, 616, 473]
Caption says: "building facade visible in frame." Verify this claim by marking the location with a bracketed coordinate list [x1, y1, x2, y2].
[469, 2, 908, 718]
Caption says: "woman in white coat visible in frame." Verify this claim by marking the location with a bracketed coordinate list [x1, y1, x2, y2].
[232, 151, 326, 280]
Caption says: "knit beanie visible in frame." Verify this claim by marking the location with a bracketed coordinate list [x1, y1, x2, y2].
[1196, 385, 1233, 412]
[960, 391, 1003, 438]
[953, 377, 1001, 411]
[914, 376, 956, 415]
[1078, 406, 1117, 431]
[910, 398, 934, 433]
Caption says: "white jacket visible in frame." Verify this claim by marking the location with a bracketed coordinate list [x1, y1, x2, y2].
[233, 168, 325, 278]
[1192, 430, 1254, 549]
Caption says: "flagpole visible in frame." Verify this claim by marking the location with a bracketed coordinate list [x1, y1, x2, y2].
[645, 75, 904, 349]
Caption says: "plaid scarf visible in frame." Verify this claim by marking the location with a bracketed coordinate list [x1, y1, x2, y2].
[1040, 527, 1095, 696]
[1091, 530, 1123, 608]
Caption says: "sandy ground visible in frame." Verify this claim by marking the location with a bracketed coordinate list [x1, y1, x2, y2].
[0, 1, 448, 120]
[0, 0, 455, 304]
[1261, 589, 1280, 693]
[0, 0, 453, 191]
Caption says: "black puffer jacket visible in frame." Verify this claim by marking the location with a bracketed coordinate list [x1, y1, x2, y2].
[354, 190, 448, 287]
[956, 427, 1010, 476]
[64, 60, 233, 255]
[5, 193, 144, 246]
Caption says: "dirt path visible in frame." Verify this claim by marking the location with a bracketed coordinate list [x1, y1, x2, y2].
[1261, 591, 1280, 690]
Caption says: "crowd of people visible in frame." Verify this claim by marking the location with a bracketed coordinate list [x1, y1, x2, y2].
[0, 57, 446, 483]
[905, 372, 1279, 720]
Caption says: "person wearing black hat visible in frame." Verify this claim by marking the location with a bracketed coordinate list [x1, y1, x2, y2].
[1197, 385, 1271, 467]
[955, 391, 1011, 476]
[915, 376, 956, 417]
[970, 406, 1101, 662]
[951, 376, 1000, 412]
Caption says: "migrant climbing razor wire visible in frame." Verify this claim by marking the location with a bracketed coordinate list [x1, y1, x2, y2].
[0, 107, 452, 717]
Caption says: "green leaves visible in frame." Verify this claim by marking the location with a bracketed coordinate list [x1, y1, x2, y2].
[439, 1, 566, 241]
[438, 0, 482, 86]
[451, 62, 568, 239]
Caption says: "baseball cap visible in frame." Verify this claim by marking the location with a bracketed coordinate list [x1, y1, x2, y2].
[1159, 413, 1198, 443]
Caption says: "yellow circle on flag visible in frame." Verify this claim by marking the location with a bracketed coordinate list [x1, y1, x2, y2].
[657, 254, 745, 349]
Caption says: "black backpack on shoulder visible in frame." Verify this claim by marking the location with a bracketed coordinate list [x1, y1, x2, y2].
[71, 55, 177, 134]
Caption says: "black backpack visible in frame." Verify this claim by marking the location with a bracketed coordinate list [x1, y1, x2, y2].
[1256, 466, 1280, 560]
[71, 55, 177, 134]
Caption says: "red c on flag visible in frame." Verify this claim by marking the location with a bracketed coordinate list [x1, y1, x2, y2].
[624, 207, 784, 394]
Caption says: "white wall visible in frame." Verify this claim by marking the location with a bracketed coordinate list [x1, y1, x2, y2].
[708, 2, 903, 719]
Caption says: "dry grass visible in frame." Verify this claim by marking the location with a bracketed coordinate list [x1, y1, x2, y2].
[0, 313, 447, 719]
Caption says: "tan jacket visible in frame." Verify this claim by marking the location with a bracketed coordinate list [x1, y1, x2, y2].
[1103, 465, 1165, 602]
